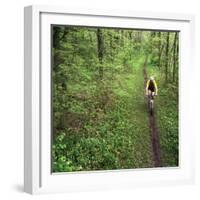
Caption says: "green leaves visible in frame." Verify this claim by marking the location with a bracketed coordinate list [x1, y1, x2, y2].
[153, 68, 179, 166]
[52, 26, 179, 172]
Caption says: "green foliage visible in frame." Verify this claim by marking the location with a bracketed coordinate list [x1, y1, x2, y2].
[149, 64, 179, 166]
[52, 26, 179, 172]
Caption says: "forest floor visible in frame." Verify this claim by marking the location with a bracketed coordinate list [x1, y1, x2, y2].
[53, 56, 178, 172]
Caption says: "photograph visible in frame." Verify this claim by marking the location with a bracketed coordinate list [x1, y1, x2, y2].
[51, 25, 179, 173]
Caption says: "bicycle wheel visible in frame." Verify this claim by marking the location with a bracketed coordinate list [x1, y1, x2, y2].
[150, 100, 153, 115]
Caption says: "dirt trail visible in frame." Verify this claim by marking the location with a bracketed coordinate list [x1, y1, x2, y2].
[143, 58, 161, 167]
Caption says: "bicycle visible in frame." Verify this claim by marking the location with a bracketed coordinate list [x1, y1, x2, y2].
[147, 92, 156, 115]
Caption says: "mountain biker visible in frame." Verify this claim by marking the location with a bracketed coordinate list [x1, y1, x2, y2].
[145, 76, 158, 97]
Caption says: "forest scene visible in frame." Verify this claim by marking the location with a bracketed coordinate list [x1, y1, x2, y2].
[52, 25, 179, 172]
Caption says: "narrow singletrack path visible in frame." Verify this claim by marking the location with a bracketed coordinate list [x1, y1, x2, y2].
[143, 58, 161, 167]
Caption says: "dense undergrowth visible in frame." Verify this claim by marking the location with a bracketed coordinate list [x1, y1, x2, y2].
[52, 27, 179, 172]
[147, 59, 179, 166]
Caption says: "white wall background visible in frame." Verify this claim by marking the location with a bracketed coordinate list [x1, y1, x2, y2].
[0, 0, 199, 199]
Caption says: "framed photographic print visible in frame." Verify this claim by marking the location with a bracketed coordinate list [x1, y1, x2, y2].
[24, 5, 195, 194]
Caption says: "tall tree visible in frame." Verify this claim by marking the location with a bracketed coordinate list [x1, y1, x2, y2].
[53, 26, 61, 49]
[97, 28, 104, 79]
[176, 33, 179, 84]
[150, 31, 155, 52]
[165, 32, 170, 82]
[53, 26, 69, 48]
[158, 32, 162, 69]
[120, 29, 124, 46]
[172, 32, 178, 82]
[108, 30, 113, 62]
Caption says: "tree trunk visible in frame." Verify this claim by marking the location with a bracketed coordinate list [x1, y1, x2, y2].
[97, 28, 104, 79]
[120, 30, 124, 46]
[150, 31, 155, 52]
[172, 32, 178, 82]
[158, 32, 162, 69]
[109, 31, 113, 63]
[149, 31, 156, 63]
[53, 26, 61, 49]
[165, 32, 170, 82]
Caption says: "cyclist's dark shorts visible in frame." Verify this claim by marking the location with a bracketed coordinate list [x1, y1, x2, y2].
[148, 88, 155, 92]
[148, 80, 155, 92]
[148, 86, 155, 92]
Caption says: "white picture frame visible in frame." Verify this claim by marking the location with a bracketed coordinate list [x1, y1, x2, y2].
[24, 5, 195, 194]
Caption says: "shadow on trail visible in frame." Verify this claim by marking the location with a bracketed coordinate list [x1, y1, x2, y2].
[143, 58, 161, 167]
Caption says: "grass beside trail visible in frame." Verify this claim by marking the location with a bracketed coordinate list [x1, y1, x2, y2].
[53, 56, 154, 172]
[112, 56, 153, 168]
[147, 61, 179, 167]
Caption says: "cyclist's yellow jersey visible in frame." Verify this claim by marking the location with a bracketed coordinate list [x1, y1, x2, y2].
[146, 79, 158, 93]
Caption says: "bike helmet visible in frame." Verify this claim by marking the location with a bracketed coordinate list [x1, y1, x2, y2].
[150, 76, 154, 80]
